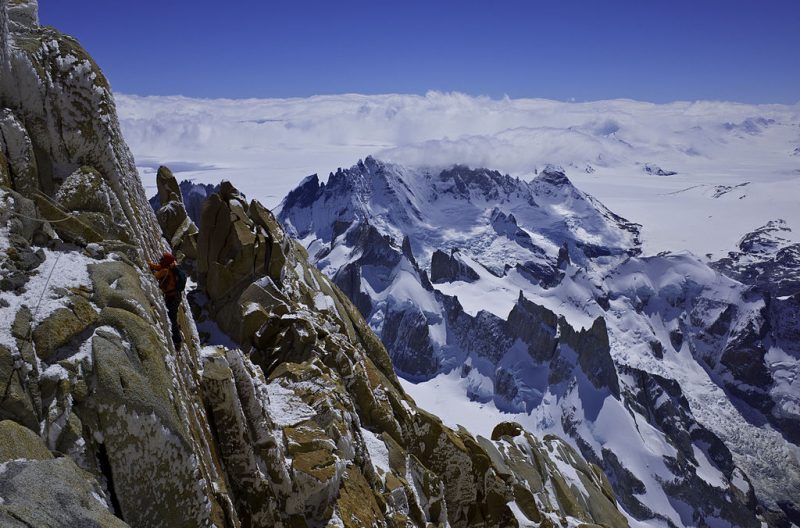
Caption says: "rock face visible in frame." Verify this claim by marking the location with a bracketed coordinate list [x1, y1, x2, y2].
[0, 0, 160, 255]
[0, 3, 629, 527]
[430, 249, 480, 283]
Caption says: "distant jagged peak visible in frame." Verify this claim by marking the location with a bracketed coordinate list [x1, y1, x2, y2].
[279, 156, 642, 261]
[737, 219, 792, 256]
[722, 116, 776, 135]
[298, 156, 405, 201]
[279, 172, 320, 213]
[434, 163, 525, 202]
[536, 163, 568, 181]
[320, 157, 531, 205]
[712, 218, 800, 297]
[326, 155, 395, 191]
[529, 163, 580, 196]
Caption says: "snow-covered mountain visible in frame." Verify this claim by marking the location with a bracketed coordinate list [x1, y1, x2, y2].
[277, 157, 800, 527]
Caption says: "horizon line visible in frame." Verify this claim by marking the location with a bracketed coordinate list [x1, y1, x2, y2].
[115, 90, 800, 108]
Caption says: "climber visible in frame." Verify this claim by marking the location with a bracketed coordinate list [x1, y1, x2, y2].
[148, 252, 185, 347]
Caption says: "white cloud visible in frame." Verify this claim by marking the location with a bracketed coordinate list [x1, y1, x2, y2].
[116, 91, 800, 257]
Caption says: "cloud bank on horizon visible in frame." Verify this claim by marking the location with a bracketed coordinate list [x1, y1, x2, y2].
[117, 91, 800, 258]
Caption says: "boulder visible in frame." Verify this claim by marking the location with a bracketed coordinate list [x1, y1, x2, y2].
[53, 166, 130, 241]
[0, 419, 50, 461]
[490, 421, 524, 441]
[32, 294, 98, 360]
[55, 166, 123, 218]
[0, 225, 47, 293]
[0, 457, 129, 528]
[88, 260, 152, 320]
[2, 188, 54, 243]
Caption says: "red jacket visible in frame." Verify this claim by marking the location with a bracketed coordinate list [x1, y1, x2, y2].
[149, 262, 178, 299]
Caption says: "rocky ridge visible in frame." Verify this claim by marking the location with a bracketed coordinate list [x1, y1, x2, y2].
[710, 219, 800, 444]
[0, 2, 629, 527]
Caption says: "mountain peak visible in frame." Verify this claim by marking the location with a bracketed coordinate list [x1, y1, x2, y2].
[436, 164, 521, 202]
[280, 173, 321, 213]
[737, 219, 792, 255]
[534, 164, 572, 187]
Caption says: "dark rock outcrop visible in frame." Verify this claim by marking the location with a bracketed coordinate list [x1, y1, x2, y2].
[430, 248, 479, 283]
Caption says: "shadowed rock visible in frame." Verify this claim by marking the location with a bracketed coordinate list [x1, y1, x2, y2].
[430, 249, 480, 283]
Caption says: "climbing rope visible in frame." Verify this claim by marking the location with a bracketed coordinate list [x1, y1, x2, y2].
[30, 251, 63, 326]
[9, 210, 75, 223]
[0, 251, 62, 408]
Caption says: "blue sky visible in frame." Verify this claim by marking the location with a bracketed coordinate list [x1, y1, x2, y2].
[39, 0, 800, 103]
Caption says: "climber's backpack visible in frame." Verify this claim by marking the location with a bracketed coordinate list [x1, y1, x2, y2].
[174, 267, 187, 294]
